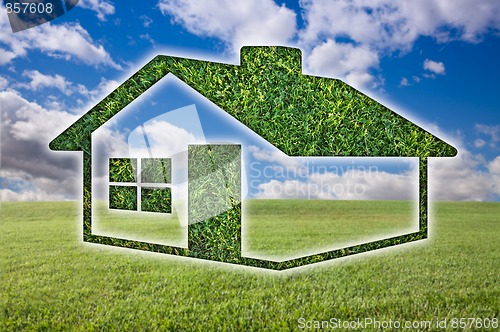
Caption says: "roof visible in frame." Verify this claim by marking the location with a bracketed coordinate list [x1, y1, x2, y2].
[50, 46, 457, 158]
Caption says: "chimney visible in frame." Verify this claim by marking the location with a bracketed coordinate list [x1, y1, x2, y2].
[240, 46, 303, 75]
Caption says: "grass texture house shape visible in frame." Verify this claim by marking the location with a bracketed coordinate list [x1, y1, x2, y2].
[50, 46, 457, 270]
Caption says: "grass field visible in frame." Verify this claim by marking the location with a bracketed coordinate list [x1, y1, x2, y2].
[243, 199, 416, 260]
[94, 199, 416, 261]
[1, 201, 499, 330]
[93, 202, 186, 247]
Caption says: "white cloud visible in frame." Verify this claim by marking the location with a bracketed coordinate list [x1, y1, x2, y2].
[8, 73, 120, 115]
[140, 15, 153, 28]
[137, 120, 198, 157]
[306, 40, 379, 73]
[253, 147, 500, 202]
[298, 0, 500, 88]
[344, 71, 378, 89]
[1, 91, 76, 142]
[399, 75, 425, 87]
[0, 188, 67, 201]
[423, 59, 446, 75]
[306, 39, 379, 87]
[300, 0, 406, 49]
[92, 127, 129, 159]
[248, 145, 301, 167]
[90, 125, 129, 180]
[0, 167, 79, 202]
[0, 173, 70, 201]
[429, 148, 499, 201]
[255, 179, 316, 199]
[311, 169, 418, 200]
[0, 13, 120, 68]
[140, 33, 156, 46]
[0, 76, 8, 90]
[156, 0, 500, 89]
[488, 156, 500, 174]
[1, 91, 72, 138]
[79, 0, 115, 21]
[248, 147, 419, 200]
[475, 123, 500, 148]
[18, 70, 74, 95]
[0, 49, 16, 65]
[399, 0, 500, 43]
[300, 0, 500, 48]
[474, 139, 486, 148]
[76, 77, 119, 99]
[43, 96, 67, 112]
[249, 129, 500, 202]
[399, 77, 410, 87]
[0, 91, 80, 201]
[247, 145, 307, 178]
[158, 0, 297, 52]
[254, 168, 418, 200]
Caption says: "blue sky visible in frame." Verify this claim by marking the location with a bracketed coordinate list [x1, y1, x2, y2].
[0, 0, 499, 202]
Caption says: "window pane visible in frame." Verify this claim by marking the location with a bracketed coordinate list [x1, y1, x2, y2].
[109, 158, 137, 183]
[141, 158, 171, 183]
[109, 185, 137, 211]
[141, 187, 172, 213]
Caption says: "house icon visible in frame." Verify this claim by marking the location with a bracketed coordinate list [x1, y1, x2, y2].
[50, 46, 457, 270]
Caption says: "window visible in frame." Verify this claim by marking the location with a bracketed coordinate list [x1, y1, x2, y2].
[109, 158, 172, 213]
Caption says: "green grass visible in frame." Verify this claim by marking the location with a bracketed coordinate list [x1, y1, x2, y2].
[244, 199, 416, 260]
[93, 202, 185, 246]
[93, 199, 416, 260]
[1, 201, 499, 331]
